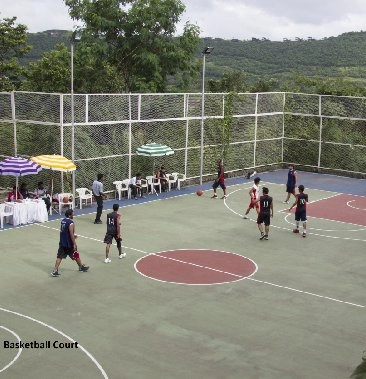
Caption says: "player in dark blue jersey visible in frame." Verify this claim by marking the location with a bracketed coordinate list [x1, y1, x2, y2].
[253, 187, 273, 240]
[51, 209, 89, 277]
[283, 164, 298, 204]
[104, 203, 125, 263]
[289, 184, 308, 237]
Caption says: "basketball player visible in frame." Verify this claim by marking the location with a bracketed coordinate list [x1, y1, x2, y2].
[51, 209, 89, 277]
[104, 203, 126, 263]
[243, 177, 261, 219]
[289, 184, 308, 237]
[253, 187, 273, 240]
[283, 164, 298, 204]
[211, 159, 227, 199]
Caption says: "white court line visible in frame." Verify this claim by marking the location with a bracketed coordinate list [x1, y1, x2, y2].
[246, 278, 364, 308]
[283, 213, 366, 232]
[224, 188, 366, 242]
[36, 224, 365, 308]
[0, 308, 108, 378]
[0, 326, 22, 374]
[347, 200, 366, 211]
[134, 249, 258, 286]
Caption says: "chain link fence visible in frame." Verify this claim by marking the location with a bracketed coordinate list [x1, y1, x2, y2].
[0, 91, 365, 193]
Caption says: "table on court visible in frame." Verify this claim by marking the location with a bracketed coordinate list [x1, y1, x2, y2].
[5, 200, 48, 226]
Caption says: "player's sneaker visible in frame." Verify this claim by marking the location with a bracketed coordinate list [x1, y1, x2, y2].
[263, 235, 269, 240]
[211, 194, 218, 199]
[243, 215, 248, 219]
[259, 232, 265, 240]
[220, 195, 227, 199]
[283, 201, 289, 204]
[119, 253, 126, 259]
[104, 258, 111, 263]
[293, 229, 299, 233]
[94, 220, 103, 224]
[302, 232, 307, 238]
[79, 264, 89, 272]
[51, 271, 60, 277]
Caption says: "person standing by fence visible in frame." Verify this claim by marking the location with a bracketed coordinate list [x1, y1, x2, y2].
[92, 173, 106, 224]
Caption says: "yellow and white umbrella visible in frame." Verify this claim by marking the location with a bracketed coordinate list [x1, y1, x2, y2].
[30, 155, 76, 172]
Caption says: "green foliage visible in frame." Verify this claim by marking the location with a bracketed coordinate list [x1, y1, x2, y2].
[0, 17, 31, 91]
[64, 0, 201, 93]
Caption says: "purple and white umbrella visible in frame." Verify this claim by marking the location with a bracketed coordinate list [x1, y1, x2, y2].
[0, 156, 42, 199]
[0, 156, 42, 176]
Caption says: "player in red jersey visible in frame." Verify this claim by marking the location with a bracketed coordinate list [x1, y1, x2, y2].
[211, 159, 227, 199]
[243, 177, 261, 219]
[288, 184, 309, 237]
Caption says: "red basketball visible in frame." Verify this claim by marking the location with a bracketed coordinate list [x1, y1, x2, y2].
[63, 196, 70, 203]
[196, 189, 203, 196]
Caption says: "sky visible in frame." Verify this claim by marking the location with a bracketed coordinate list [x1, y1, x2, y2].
[1, 0, 366, 41]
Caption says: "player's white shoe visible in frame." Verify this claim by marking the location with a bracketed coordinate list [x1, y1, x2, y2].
[104, 258, 111, 263]
[119, 253, 126, 259]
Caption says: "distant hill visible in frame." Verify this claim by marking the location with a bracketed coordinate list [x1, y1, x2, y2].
[22, 30, 366, 87]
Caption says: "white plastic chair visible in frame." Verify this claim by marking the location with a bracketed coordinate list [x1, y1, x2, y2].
[146, 176, 161, 196]
[176, 173, 186, 190]
[0, 203, 13, 228]
[167, 172, 178, 191]
[113, 180, 131, 200]
[139, 179, 148, 197]
[57, 193, 73, 214]
[76, 188, 93, 209]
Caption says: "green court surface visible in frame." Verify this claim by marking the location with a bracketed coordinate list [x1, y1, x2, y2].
[0, 180, 365, 379]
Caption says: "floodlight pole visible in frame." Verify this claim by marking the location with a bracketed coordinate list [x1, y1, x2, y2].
[70, 30, 80, 209]
[199, 47, 214, 185]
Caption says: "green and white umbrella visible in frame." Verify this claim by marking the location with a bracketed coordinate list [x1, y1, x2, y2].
[136, 143, 174, 193]
[136, 143, 174, 157]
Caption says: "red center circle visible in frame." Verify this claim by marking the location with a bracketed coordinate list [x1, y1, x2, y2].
[135, 249, 257, 285]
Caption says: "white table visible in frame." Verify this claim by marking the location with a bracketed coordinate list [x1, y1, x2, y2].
[5, 200, 48, 226]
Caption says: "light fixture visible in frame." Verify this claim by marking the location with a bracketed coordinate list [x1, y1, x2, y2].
[200, 47, 214, 185]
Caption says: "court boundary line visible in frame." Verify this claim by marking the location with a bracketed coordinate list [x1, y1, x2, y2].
[224, 188, 366, 242]
[34, 224, 365, 308]
[0, 326, 22, 374]
[0, 307, 108, 378]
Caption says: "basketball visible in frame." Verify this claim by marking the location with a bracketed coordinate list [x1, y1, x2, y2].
[63, 196, 70, 203]
[196, 189, 203, 196]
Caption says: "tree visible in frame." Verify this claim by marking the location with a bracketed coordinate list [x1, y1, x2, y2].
[22, 42, 124, 93]
[64, 0, 201, 92]
[0, 17, 31, 91]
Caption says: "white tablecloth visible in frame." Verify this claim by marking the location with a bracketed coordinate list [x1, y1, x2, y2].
[5, 200, 48, 226]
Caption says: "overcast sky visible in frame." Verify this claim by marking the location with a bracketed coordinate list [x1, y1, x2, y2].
[1, 0, 366, 41]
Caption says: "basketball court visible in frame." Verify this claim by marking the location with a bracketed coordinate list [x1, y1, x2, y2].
[0, 170, 365, 379]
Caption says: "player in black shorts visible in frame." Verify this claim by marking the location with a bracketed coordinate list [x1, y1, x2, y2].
[51, 209, 89, 277]
[289, 184, 308, 237]
[253, 187, 273, 240]
[104, 203, 125, 263]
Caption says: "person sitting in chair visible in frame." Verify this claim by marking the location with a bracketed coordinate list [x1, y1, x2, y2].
[156, 166, 168, 192]
[34, 181, 51, 213]
[129, 173, 145, 199]
[19, 183, 34, 199]
[7, 186, 23, 202]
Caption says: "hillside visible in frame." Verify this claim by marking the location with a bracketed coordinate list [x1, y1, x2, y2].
[201, 32, 366, 84]
[22, 30, 366, 87]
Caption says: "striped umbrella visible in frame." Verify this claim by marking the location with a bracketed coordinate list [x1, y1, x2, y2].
[0, 156, 42, 176]
[30, 155, 76, 172]
[136, 143, 174, 157]
[0, 156, 42, 200]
